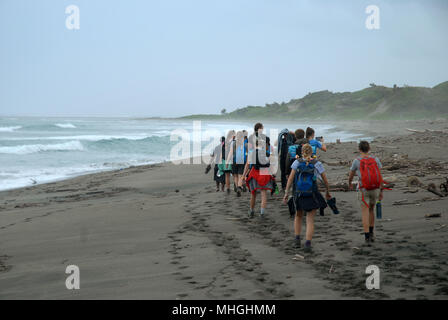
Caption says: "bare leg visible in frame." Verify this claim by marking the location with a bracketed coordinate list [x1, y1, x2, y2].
[305, 210, 317, 241]
[260, 190, 267, 209]
[361, 204, 370, 233]
[369, 207, 375, 229]
[250, 192, 256, 210]
[294, 210, 303, 236]
[225, 172, 231, 191]
[236, 174, 243, 188]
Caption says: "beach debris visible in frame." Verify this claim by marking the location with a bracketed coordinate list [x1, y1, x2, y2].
[384, 163, 408, 171]
[427, 183, 446, 197]
[406, 128, 426, 133]
[440, 177, 448, 195]
[292, 254, 305, 261]
[336, 139, 341, 144]
[375, 144, 397, 149]
[329, 265, 335, 274]
[393, 199, 410, 205]
[422, 196, 441, 201]
[352, 247, 360, 251]
[30, 178, 37, 185]
[404, 189, 419, 194]
[407, 176, 423, 188]
[406, 128, 448, 134]
[425, 213, 442, 218]
[327, 182, 351, 192]
[321, 160, 351, 167]
[434, 224, 447, 231]
[384, 175, 398, 183]
[175, 189, 179, 193]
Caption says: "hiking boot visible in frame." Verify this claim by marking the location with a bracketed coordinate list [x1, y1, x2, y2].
[248, 209, 255, 219]
[364, 237, 372, 247]
[236, 187, 242, 197]
[294, 237, 301, 248]
[304, 243, 312, 253]
[226, 188, 231, 194]
[369, 232, 375, 243]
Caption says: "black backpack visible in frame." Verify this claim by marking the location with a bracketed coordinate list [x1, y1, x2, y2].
[254, 135, 271, 169]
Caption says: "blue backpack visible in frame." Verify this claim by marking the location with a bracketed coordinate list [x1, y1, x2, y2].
[234, 141, 247, 164]
[288, 144, 300, 162]
[294, 159, 317, 197]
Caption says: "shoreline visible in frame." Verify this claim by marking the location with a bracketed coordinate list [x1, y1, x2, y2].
[0, 119, 366, 193]
[2, 118, 436, 194]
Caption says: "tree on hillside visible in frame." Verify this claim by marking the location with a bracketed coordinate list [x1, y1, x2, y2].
[370, 83, 376, 87]
[221, 108, 227, 114]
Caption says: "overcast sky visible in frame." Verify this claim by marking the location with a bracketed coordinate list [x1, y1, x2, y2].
[1, 0, 447, 117]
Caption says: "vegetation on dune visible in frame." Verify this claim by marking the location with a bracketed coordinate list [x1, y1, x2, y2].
[182, 81, 448, 120]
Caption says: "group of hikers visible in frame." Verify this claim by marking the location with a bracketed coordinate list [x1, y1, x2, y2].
[206, 122, 385, 252]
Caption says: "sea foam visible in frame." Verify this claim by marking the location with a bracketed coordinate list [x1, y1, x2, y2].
[55, 123, 77, 129]
[0, 140, 84, 155]
[0, 126, 22, 132]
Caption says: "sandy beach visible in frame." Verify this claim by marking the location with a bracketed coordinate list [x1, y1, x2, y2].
[1, 120, 448, 300]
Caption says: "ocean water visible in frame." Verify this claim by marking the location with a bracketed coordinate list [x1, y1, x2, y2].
[0, 117, 362, 191]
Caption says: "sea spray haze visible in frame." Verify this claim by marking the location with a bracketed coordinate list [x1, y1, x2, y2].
[0, 117, 361, 191]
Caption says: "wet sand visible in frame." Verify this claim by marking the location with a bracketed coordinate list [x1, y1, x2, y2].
[0, 120, 447, 299]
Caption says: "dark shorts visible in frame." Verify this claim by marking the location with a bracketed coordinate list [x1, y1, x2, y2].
[294, 191, 327, 213]
[213, 165, 225, 183]
[232, 164, 245, 175]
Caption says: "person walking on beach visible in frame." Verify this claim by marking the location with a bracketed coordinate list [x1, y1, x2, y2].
[227, 131, 247, 197]
[285, 129, 308, 177]
[306, 127, 327, 156]
[223, 130, 235, 194]
[348, 141, 384, 245]
[278, 129, 294, 192]
[206, 136, 226, 192]
[283, 144, 331, 252]
[241, 123, 275, 218]
[242, 130, 249, 192]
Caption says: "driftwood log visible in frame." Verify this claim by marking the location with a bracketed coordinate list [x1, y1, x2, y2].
[406, 128, 448, 134]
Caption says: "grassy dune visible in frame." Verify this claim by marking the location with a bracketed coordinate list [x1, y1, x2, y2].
[182, 81, 448, 120]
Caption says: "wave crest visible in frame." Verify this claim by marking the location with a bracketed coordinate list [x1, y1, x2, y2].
[55, 123, 76, 129]
[0, 141, 84, 155]
[0, 126, 22, 132]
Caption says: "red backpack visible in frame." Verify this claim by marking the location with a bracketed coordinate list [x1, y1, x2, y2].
[359, 157, 382, 190]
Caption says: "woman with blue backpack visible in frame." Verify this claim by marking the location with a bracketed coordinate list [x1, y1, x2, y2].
[283, 144, 332, 252]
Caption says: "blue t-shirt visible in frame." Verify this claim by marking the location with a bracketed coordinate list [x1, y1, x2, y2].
[308, 139, 322, 155]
